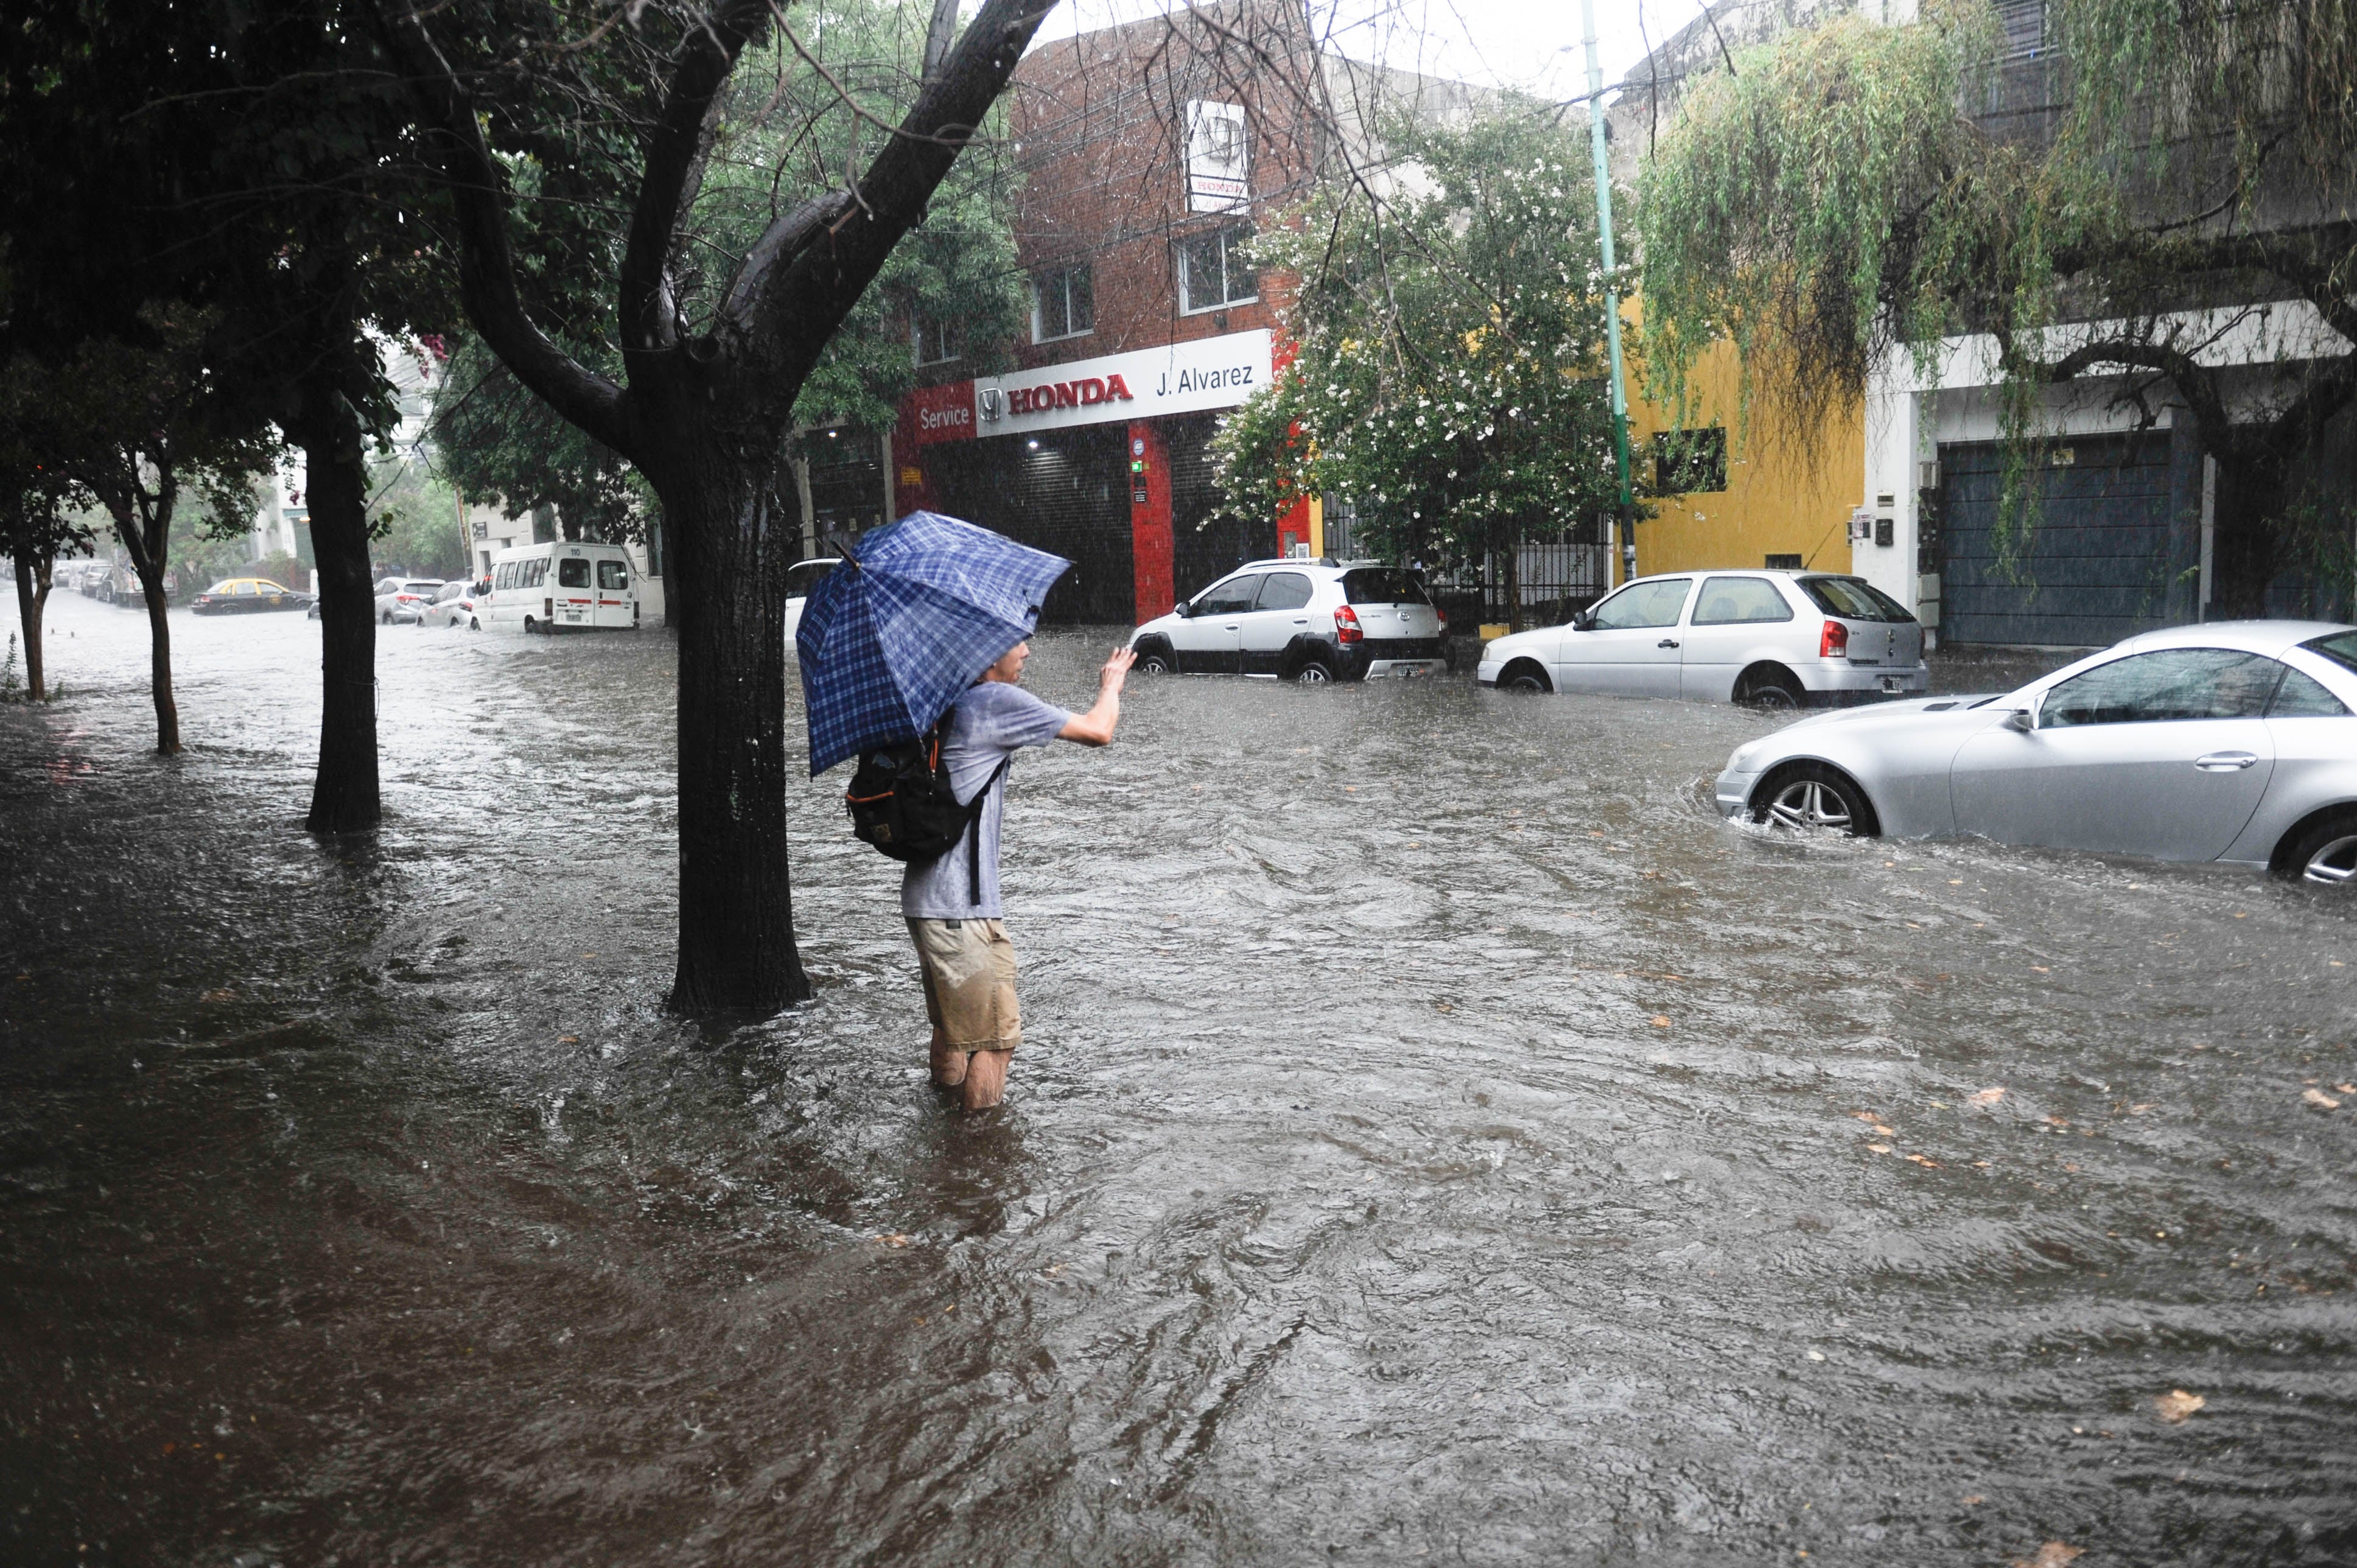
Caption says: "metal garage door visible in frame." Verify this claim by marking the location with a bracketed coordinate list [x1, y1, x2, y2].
[1939, 433, 2180, 648]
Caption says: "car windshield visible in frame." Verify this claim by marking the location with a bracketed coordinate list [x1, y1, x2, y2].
[1801, 576, 1913, 621]
[1341, 568, 1430, 606]
[2302, 631, 2357, 677]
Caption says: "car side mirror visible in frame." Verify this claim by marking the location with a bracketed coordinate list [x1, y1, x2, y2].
[2002, 708, 2034, 732]
[1174, 600, 1194, 618]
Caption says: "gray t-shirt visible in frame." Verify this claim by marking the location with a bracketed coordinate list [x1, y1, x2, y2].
[900, 681, 1073, 920]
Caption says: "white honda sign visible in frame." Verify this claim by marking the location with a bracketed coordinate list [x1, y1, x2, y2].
[972, 329, 1273, 435]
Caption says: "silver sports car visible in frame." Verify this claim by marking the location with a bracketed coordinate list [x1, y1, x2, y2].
[1715, 620, 2357, 883]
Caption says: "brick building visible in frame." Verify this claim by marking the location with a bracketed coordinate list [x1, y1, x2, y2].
[878, 2, 1461, 626]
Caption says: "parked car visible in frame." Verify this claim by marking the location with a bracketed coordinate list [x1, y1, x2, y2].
[426, 578, 488, 629]
[784, 557, 840, 646]
[1716, 620, 2357, 881]
[191, 577, 306, 614]
[374, 576, 444, 625]
[1129, 559, 1448, 683]
[1478, 569, 1927, 707]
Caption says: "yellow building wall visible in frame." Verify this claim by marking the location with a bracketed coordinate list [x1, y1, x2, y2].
[1627, 337, 1863, 577]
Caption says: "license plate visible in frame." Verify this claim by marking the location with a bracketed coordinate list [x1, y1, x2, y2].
[1396, 664, 1426, 679]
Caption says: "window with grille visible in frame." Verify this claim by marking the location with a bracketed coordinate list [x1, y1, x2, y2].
[1995, 0, 2046, 60]
[1177, 228, 1258, 314]
[1031, 265, 1094, 343]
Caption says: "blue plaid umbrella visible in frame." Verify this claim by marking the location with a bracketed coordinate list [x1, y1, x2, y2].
[797, 511, 1071, 775]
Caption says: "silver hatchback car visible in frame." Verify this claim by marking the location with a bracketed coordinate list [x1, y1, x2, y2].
[1717, 620, 2357, 883]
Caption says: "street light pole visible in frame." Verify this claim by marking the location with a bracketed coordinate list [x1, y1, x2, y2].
[1579, 0, 1636, 590]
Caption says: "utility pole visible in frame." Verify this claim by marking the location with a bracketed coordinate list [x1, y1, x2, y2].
[1578, 0, 1637, 590]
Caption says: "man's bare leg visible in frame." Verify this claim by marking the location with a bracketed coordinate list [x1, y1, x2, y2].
[962, 1048, 1011, 1111]
[931, 1027, 967, 1088]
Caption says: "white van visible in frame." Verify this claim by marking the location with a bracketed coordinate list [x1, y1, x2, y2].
[482, 542, 639, 634]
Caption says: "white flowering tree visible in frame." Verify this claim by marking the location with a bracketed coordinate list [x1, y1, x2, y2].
[1210, 104, 1633, 625]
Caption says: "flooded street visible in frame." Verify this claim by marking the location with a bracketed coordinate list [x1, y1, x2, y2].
[5, 592, 2355, 1566]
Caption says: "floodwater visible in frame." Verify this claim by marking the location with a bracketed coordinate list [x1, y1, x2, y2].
[4, 590, 2354, 1567]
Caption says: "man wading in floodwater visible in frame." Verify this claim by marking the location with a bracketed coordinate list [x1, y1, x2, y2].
[907, 640, 1133, 1110]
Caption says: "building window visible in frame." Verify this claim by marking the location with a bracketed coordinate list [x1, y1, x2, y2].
[1178, 227, 1257, 314]
[1651, 426, 1728, 494]
[1032, 265, 1094, 343]
[1764, 553, 1803, 570]
[912, 312, 958, 365]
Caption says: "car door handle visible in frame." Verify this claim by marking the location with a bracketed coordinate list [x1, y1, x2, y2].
[1292, 618, 1308, 625]
[2194, 751, 2259, 771]
[1657, 639, 1679, 649]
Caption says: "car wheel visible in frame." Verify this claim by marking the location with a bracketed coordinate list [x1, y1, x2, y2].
[1292, 656, 1333, 685]
[1740, 668, 1804, 710]
[1134, 643, 1174, 674]
[1753, 765, 1875, 837]
[469, 616, 480, 631]
[2278, 810, 2357, 887]
[1499, 659, 1550, 693]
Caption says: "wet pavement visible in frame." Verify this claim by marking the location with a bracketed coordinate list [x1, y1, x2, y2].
[4, 591, 2355, 1566]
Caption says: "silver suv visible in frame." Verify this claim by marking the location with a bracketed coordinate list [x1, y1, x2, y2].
[1129, 559, 1448, 683]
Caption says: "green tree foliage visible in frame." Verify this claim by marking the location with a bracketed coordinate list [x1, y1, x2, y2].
[426, 0, 1024, 535]
[430, 334, 650, 543]
[1639, 0, 2357, 607]
[1210, 105, 1629, 598]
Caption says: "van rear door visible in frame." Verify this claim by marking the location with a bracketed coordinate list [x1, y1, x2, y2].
[555, 553, 595, 628]
[594, 556, 634, 628]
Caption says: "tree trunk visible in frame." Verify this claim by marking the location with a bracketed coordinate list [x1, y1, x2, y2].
[12, 551, 47, 702]
[297, 378, 381, 833]
[2209, 452, 2285, 618]
[1505, 531, 1524, 634]
[135, 558, 180, 752]
[659, 449, 811, 1015]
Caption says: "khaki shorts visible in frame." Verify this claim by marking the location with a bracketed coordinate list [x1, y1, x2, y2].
[908, 918, 1021, 1054]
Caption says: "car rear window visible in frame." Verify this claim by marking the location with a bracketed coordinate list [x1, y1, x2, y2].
[2302, 631, 2357, 677]
[403, 580, 441, 595]
[1801, 576, 1913, 621]
[1342, 568, 1429, 606]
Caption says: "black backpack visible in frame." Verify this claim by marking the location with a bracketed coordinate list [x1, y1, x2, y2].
[844, 722, 1010, 903]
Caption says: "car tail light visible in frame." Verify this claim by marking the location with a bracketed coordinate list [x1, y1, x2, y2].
[1435, 606, 1449, 632]
[1819, 619, 1849, 659]
[1334, 604, 1364, 644]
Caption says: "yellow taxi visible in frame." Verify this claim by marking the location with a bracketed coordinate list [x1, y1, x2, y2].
[192, 578, 308, 615]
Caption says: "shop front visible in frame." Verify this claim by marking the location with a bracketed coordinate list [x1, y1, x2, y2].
[891, 329, 1294, 626]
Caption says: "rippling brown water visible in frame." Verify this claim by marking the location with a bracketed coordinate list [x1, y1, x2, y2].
[3, 592, 2354, 1566]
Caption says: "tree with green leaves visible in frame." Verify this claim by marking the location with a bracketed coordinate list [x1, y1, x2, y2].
[0, 307, 281, 751]
[1637, 0, 2357, 611]
[2, 471, 96, 705]
[377, 0, 1057, 1014]
[424, 1, 1023, 553]
[1209, 104, 1630, 628]
[1, 0, 460, 813]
